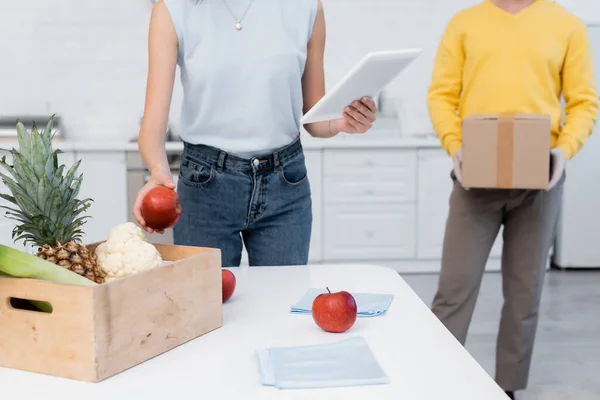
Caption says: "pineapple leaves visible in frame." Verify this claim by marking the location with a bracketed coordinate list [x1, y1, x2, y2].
[44, 151, 55, 183]
[58, 198, 92, 228]
[1, 208, 32, 225]
[52, 149, 63, 171]
[30, 129, 47, 179]
[12, 231, 39, 246]
[37, 174, 51, 209]
[47, 149, 64, 185]
[10, 151, 39, 198]
[0, 173, 42, 216]
[54, 165, 65, 186]
[43, 185, 62, 220]
[63, 217, 88, 241]
[15, 120, 32, 157]
[14, 192, 43, 218]
[42, 115, 55, 148]
[64, 159, 81, 185]
[68, 174, 83, 203]
[0, 193, 17, 205]
[1, 117, 93, 246]
[0, 155, 18, 181]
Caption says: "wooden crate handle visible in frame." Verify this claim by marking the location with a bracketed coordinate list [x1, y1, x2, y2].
[0, 277, 92, 314]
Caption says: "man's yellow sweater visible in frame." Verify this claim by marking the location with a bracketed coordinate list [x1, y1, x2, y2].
[427, 0, 598, 160]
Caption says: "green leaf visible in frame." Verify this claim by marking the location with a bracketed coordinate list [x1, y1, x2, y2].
[0, 193, 17, 205]
[0, 170, 17, 189]
[0, 206, 31, 221]
[36, 174, 51, 212]
[53, 150, 61, 170]
[47, 189, 63, 223]
[11, 152, 40, 200]
[42, 115, 55, 148]
[2, 177, 41, 216]
[11, 222, 43, 238]
[0, 156, 18, 180]
[17, 222, 45, 234]
[42, 185, 59, 217]
[52, 165, 65, 187]
[30, 131, 46, 179]
[13, 191, 42, 217]
[64, 217, 88, 238]
[13, 232, 37, 246]
[64, 159, 81, 186]
[44, 151, 55, 182]
[59, 199, 92, 227]
[59, 179, 70, 204]
[4, 213, 31, 227]
[68, 175, 83, 203]
[15, 120, 32, 158]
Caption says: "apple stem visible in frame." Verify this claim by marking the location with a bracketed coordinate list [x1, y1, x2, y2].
[326, 287, 331, 294]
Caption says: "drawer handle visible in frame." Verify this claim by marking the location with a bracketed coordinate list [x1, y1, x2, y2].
[364, 189, 374, 195]
[365, 231, 374, 238]
[364, 161, 375, 167]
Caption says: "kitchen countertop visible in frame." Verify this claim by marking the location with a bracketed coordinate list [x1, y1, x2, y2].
[1, 264, 509, 400]
[0, 134, 442, 153]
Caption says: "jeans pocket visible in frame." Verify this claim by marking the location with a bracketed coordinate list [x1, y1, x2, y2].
[279, 154, 308, 186]
[179, 156, 215, 188]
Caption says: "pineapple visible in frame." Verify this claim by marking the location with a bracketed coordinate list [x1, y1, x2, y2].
[0, 116, 106, 284]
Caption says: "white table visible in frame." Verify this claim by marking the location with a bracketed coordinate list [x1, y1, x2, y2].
[0, 264, 509, 399]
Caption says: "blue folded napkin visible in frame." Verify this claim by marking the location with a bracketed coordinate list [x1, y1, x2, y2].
[290, 288, 394, 317]
[256, 336, 390, 389]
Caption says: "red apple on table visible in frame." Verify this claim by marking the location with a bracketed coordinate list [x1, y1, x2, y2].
[222, 269, 236, 303]
[141, 186, 182, 230]
[311, 287, 357, 333]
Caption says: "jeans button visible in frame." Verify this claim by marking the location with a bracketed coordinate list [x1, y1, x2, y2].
[252, 158, 259, 167]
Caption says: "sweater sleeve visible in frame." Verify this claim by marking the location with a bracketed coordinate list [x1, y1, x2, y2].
[427, 15, 465, 158]
[557, 21, 599, 160]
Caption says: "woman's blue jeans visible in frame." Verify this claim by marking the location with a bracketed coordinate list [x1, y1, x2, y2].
[173, 137, 312, 267]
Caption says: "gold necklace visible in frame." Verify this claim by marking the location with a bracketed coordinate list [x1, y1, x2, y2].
[221, 0, 255, 31]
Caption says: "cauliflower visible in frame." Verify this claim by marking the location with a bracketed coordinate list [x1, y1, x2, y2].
[95, 222, 163, 282]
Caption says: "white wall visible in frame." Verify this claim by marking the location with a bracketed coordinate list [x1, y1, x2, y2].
[0, 0, 598, 141]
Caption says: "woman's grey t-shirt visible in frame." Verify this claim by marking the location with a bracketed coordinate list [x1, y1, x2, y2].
[163, 0, 319, 157]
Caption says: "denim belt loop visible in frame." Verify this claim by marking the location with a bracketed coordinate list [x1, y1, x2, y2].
[217, 151, 226, 173]
[273, 151, 282, 170]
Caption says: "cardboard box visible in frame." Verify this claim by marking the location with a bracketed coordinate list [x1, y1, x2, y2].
[0, 243, 222, 382]
[462, 114, 551, 189]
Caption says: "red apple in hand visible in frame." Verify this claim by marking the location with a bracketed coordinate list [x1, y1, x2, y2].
[222, 269, 236, 303]
[311, 287, 357, 333]
[141, 186, 182, 230]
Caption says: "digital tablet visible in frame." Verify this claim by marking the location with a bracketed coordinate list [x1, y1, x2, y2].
[300, 48, 423, 125]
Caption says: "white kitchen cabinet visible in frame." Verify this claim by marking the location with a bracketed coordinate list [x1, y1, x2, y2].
[416, 149, 502, 270]
[324, 203, 416, 261]
[552, 23, 600, 269]
[322, 148, 417, 263]
[323, 149, 417, 204]
[73, 151, 128, 244]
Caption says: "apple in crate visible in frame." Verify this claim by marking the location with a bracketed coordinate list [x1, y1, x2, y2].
[141, 186, 182, 230]
[311, 288, 357, 333]
[222, 269, 236, 303]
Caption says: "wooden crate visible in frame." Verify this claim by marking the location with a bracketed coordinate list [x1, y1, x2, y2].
[0, 243, 223, 382]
